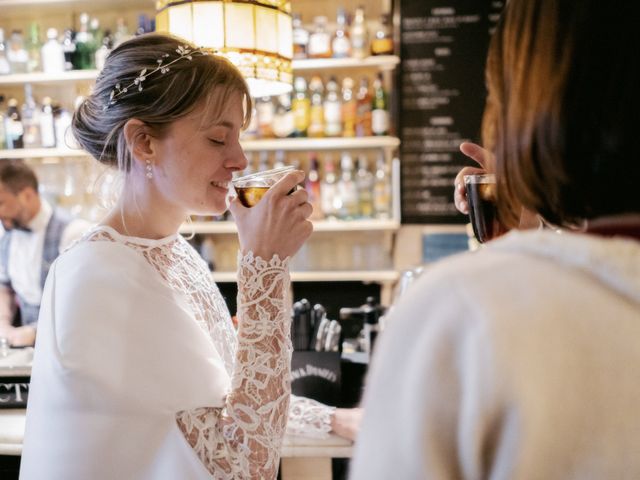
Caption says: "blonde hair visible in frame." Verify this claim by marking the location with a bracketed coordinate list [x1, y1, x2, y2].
[73, 33, 252, 174]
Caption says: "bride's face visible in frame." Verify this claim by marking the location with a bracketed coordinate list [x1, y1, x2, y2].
[151, 90, 248, 216]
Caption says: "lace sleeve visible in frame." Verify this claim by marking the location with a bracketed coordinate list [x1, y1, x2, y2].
[176, 252, 292, 479]
[287, 394, 336, 438]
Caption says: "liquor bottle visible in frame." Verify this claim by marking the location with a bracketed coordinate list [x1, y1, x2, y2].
[0, 29, 12, 75]
[273, 94, 295, 138]
[113, 18, 133, 48]
[341, 77, 357, 137]
[89, 18, 103, 55]
[307, 16, 332, 59]
[321, 155, 338, 219]
[54, 107, 72, 149]
[61, 29, 76, 71]
[308, 76, 325, 138]
[292, 14, 309, 60]
[0, 96, 6, 148]
[7, 30, 28, 74]
[337, 152, 358, 219]
[356, 155, 374, 218]
[331, 8, 351, 59]
[324, 77, 342, 137]
[26, 23, 42, 73]
[256, 96, 275, 138]
[41, 28, 65, 74]
[373, 152, 391, 219]
[73, 13, 95, 70]
[95, 31, 113, 71]
[241, 104, 258, 140]
[292, 76, 310, 137]
[40, 97, 56, 148]
[371, 13, 394, 56]
[350, 6, 368, 59]
[371, 72, 389, 136]
[22, 84, 42, 148]
[5, 98, 24, 149]
[274, 150, 286, 169]
[355, 77, 372, 137]
[306, 153, 323, 220]
[257, 151, 270, 172]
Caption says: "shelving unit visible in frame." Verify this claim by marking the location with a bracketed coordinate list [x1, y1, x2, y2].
[0, 70, 99, 86]
[292, 55, 400, 72]
[0, 0, 403, 299]
[0, 148, 89, 159]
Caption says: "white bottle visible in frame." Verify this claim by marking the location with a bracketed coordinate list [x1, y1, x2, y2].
[39, 97, 56, 148]
[54, 108, 73, 149]
[0, 29, 11, 75]
[323, 77, 342, 137]
[337, 152, 358, 219]
[21, 84, 41, 148]
[41, 28, 65, 74]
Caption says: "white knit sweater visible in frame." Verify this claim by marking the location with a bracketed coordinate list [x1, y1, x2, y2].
[350, 229, 640, 480]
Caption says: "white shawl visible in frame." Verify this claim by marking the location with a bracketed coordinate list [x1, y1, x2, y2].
[20, 241, 231, 479]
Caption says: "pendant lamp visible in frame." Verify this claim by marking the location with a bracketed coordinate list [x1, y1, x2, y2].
[156, 0, 293, 97]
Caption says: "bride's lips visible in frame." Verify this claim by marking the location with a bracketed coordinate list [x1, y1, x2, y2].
[210, 180, 230, 190]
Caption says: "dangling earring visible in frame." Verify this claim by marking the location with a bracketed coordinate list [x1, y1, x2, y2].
[145, 160, 153, 179]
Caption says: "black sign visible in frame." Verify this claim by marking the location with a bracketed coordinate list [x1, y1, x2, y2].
[0, 376, 29, 408]
[400, 0, 504, 223]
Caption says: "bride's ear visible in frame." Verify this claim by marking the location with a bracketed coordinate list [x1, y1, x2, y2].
[123, 118, 157, 167]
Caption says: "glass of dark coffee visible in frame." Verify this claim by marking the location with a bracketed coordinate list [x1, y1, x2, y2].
[464, 173, 500, 243]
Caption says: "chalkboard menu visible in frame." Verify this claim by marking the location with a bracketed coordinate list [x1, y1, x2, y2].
[400, 0, 504, 224]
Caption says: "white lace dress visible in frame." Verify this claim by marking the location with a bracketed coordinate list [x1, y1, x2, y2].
[80, 226, 334, 477]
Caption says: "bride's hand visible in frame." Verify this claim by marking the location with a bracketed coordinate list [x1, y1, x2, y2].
[229, 170, 313, 260]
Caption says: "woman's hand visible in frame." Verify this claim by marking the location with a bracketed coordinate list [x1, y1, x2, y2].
[454, 142, 494, 214]
[229, 170, 313, 260]
[331, 407, 363, 442]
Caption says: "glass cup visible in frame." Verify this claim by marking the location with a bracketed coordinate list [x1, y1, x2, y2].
[464, 173, 503, 243]
[232, 166, 296, 207]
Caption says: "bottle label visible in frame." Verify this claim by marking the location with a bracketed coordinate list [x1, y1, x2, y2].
[332, 37, 351, 58]
[372, 109, 389, 135]
[292, 99, 310, 133]
[308, 33, 331, 57]
[273, 111, 295, 138]
[323, 102, 342, 136]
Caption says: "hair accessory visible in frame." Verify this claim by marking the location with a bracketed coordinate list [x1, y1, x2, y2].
[104, 45, 210, 111]
[145, 160, 153, 179]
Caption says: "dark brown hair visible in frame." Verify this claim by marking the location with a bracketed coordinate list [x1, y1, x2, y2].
[72, 33, 252, 174]
[0, 161, 38, 194]
[483, 0, 640, 227]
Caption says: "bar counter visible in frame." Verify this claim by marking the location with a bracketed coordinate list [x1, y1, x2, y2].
[0, 348, 352, 479]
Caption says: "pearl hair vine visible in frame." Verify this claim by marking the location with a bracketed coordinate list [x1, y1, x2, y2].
[103, 45, 211, 111]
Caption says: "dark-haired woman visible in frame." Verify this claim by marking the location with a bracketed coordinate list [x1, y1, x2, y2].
[350, 0, 640, 478]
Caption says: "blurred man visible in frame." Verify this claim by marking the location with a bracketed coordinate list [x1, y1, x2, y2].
[0, 161, 88, 346]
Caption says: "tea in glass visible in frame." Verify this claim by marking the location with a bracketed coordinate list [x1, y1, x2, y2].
[232, 166, 295, 207]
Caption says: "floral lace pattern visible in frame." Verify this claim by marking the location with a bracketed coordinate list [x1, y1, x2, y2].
[81, 227, 332, 478]
[288, 395, 335, 438]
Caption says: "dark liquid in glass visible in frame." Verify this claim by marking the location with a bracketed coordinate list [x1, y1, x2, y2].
[466, 181, 498, 243]
[236, 186, 270, 207]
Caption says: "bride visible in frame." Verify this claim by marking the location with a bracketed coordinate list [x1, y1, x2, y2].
[21, 33, 358, 480]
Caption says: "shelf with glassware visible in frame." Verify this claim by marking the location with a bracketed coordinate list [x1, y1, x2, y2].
[0, 56, 399, 87]
[0, 137, 399, 159]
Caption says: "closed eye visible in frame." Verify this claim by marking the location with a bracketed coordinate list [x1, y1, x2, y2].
[209, 138, 226, 146]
